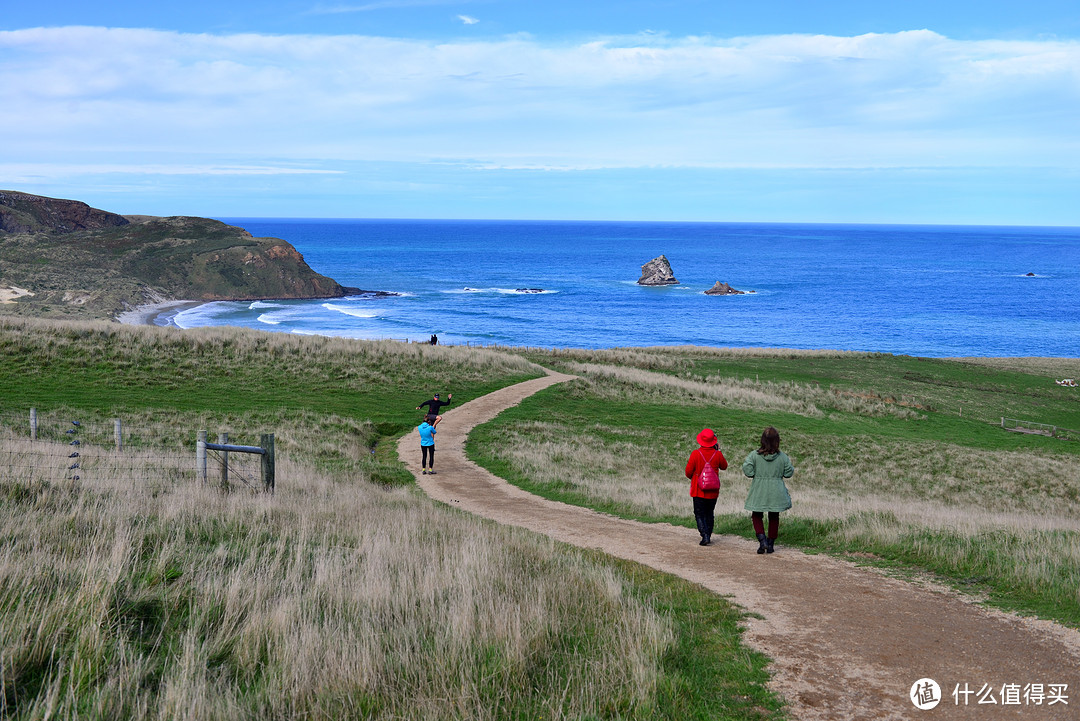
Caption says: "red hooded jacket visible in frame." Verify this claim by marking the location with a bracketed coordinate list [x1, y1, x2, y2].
[685, 446, 728, 499]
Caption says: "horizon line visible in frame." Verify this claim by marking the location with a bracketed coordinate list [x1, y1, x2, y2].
[208, 216, 1080, 231]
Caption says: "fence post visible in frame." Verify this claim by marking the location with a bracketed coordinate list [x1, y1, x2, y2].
[30, 408, 37, 441]
[114, 419, 123, 452]
[197, 430, 208, 483]
[260, 433, 275, 494]
[1001, 417, 1005, 429]
[218, 432, 229, 490]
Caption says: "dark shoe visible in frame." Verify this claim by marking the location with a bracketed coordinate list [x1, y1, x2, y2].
[699, 537, 708, 546]
[756, 533, 767, 554]
[421, 469, 428, 475]
[705, 534, 712, 545]
[428, 470, 437, 475]
[766, 538, 775, 554]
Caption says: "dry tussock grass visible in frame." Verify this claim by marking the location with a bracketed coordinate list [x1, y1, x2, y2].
[482, 420, 1080, 519]
[545, 348, 692, 371]
[0, 316, 540, 383]
[0, 436, 672, 719]
[0, 406, 377, 473]
[656, 346, 864, 359]
[481, 422, 688, 518]
[794, 438, 1080, 515]
[565, 362, 824, 417]
[564, 362, 922, 419]
[551, 346, 861, 363]
[478, 420, 1080, 601]
[947, 356, 1080, 379]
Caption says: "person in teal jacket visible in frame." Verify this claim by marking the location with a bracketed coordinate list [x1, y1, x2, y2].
[418, 415, 437, 475]
[742, 426, 794, 554]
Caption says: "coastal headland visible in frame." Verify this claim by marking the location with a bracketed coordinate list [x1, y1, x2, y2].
[0, 190, 359, 323]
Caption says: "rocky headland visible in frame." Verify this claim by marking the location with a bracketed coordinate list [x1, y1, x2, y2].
[0, 190, 131, 234]
[637, 255, 679, 285]
[0, 190, 360, 321]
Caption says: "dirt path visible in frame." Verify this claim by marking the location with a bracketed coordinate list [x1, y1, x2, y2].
[398, 370, 1080, 720]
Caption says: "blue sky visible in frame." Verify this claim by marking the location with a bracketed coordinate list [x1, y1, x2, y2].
[2, 1, 1079, 224]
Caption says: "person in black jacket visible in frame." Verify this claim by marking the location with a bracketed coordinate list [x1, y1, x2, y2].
[416, 392, 452, 427]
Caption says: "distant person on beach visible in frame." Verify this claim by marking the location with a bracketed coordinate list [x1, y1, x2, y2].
[430, 334, 438, 345]
[742, 427, 794, 554]
[416, 392, 452, 427]
[418, 414, 437, 474]
[685, 428, 728, 546]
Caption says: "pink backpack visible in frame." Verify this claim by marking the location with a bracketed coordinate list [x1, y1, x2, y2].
[698, 450, 720, 491]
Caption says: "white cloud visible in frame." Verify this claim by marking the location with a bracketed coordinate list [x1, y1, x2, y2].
[310, 0, 460, 14]
[0, 163, 342, 182]
[458, 15, 479, 25]
[1, 27, 1077, 179]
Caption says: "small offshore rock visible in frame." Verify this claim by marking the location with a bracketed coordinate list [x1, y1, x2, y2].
[704, 281, 746, 295]
[638, 255, 679, 285]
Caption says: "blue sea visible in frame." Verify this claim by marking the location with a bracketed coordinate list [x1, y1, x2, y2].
[165, 220, 1080, 357]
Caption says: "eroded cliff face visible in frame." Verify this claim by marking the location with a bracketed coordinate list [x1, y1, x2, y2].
[0, 190, 130, 233]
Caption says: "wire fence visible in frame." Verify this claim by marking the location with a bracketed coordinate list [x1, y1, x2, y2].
[0, 407, 270, 490]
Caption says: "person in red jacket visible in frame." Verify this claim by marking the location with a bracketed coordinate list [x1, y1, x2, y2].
[685, 427, 728, 546]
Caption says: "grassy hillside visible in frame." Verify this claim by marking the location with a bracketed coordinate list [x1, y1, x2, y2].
[0, 316, 543, 484]
[468, 347, 1080, 626]
[0, 319, 784, 720]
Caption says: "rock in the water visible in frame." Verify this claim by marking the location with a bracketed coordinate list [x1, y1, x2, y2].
[704, 281, 745, 295]
[637, 255, 679, 285]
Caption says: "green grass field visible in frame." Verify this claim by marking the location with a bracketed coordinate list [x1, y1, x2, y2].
[467, 346, 1080, 627]
[0, 318, 785, 720]
[6, 317, 1079, 718]
[0, 316, 546, 485]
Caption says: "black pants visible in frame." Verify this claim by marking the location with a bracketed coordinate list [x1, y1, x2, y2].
[421, 445, 435, 468]
[693, 496, 717, 538]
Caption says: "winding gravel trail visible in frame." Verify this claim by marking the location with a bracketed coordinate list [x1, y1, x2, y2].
[398, 370, 1080, 720]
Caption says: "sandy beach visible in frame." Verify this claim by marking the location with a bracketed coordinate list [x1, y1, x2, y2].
[114, 300, 202, 326]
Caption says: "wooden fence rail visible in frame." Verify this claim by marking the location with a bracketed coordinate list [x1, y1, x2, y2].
[7, 410, 275, 490]
[197, 430, 275, 493]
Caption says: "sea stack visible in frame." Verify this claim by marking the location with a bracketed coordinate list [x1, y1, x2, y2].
[637, 255, 679, 286]
[704, 281, 745, 295]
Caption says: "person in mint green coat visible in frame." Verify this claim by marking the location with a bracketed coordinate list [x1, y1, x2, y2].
[742, 427, 794, 555]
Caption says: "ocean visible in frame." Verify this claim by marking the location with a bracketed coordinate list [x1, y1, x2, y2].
[165, 220, 1080, 358]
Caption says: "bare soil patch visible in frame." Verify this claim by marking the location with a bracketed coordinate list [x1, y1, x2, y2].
[399, 370, 1080, 720]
